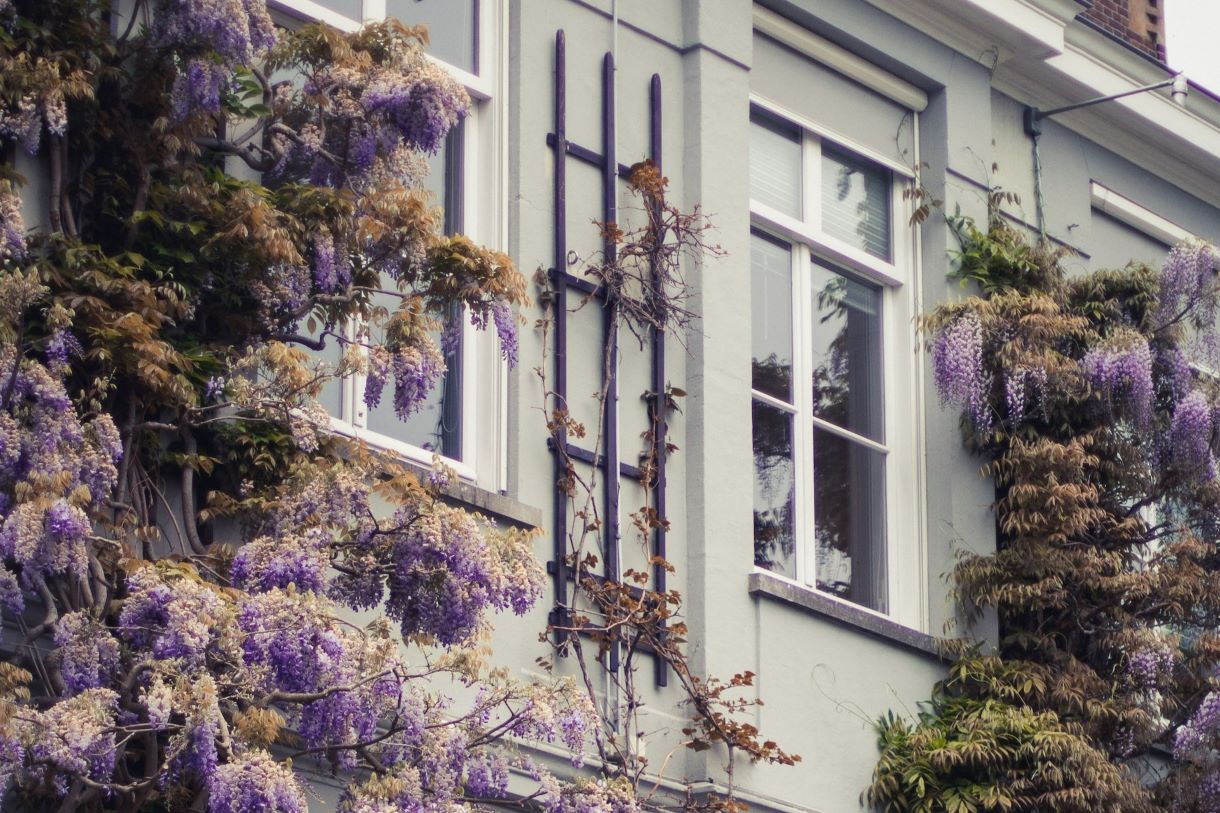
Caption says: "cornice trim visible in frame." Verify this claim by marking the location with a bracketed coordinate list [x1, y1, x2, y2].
[753, 6, 928, 111]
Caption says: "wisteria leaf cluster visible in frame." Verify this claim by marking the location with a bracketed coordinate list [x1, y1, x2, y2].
[0, 1, 602, 812]
[874, 218, 1220, 813]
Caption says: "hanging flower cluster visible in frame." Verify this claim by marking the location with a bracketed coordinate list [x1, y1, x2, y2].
[1082, 333, 1154, 426]
[155, 0, 277, 120]
[0, 182, 25, 262]
[207, 750, 308, 813]
[929, 244, 1220, 491]
[0, 331, 121, 612]
[1154, 240, 1218, 330]
[932, 310, 992, 431]
[274, 24, 468, 190]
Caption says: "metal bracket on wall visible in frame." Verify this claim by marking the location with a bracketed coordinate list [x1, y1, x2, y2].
[545, 29, 669, 687]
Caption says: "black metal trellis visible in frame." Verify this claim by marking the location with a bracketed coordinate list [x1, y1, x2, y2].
[545, 30, 669, 687]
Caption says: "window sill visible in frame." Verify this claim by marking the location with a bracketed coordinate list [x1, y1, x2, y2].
[398, 458, 543, 529]
[748, 570, 944, 660]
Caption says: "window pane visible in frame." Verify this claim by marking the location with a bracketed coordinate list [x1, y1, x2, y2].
[365, 313, 462, 458]
[811, 264, 883, 442]
[821, 148, 891, 260]
[749, 112, 802, 218]
[753, 400, 797, 579]
[388, 0, 478, 73]
[813, 427, 886, 613]
[751, 233, 793, 402]
[364, 128, 462, 459]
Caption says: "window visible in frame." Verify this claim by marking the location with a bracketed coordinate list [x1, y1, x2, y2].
[749, 102, 922, 624]
[272, 0, 505, 485]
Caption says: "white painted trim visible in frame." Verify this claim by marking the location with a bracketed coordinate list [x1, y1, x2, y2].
[1089, 181, 1193, 246]
[753, 5, 928, 112]
[749, 110, 924, 629]
[751, 95, 916, 178]
[750, 203, 905, 288]
[268, 0, 362, 31]
[909, 110, 929, 634]
[361, 0, 385, 22]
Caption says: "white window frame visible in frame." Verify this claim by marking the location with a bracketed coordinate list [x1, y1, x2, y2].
[750, 93, 926, 630]
[1089, 181, 1195, 246]
[272, 0, 508, 488]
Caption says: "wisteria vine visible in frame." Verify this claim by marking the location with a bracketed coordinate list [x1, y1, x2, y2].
[0, 1, 604, 812]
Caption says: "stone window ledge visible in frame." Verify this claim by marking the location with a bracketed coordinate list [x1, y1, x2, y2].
[397, 460, 543, 529]
[748, 570, 945, 660]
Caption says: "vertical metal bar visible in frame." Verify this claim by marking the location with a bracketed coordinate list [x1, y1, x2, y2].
[550, 30, 570, 643]
[647, 73, 668, 687]
[602, 51, 621, 673]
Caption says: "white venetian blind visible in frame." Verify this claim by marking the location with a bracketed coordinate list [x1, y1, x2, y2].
[750, 112, 802, 218]
[821, 148, 891, 260]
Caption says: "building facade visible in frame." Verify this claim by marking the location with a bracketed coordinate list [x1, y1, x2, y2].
[243, 0, 1220, 809]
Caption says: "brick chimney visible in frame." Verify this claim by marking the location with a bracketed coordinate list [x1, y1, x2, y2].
[1082, 0, 1167, 62]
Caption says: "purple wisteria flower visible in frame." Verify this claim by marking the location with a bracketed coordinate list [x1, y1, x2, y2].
[118, 568, 233, 666]
[204, 376, 225, 401]
[391, 342, 446, 419]
[230, 530, 328, 593]
[1169, 389, 1216, 481]
[1125, 640, 1176, 691]
[1003, 365, 1048, 425]
[363, 346, 391, 410]
[1176, 691, 1220, 761]
[381, 503, 542, 644]
[1082, 337, 1154, 426]
[154, 0, 276, 63]
[45, 329, 80, 371]
[170, 58, 228, 121]
[1155, 345, 1194, 401]
[53, 612, 120, 696]
[312, 232, 338, 292]
[0, 566, 22, 615]
[465, 751, 511, 797]
[364, 76, 468, 156]
[492, 301, 519, 368]
[932, 311, 992, 432]
[0, 184, 25, 261]
[0, 95, 43, 155]
[1155, 240, 1218, 330]
[207, 750, 307, 813]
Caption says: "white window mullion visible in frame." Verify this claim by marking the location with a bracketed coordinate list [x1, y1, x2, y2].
[803, 133, 821, 234]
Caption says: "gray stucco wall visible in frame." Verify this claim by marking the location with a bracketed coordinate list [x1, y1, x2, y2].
[500, 3, 981, 812]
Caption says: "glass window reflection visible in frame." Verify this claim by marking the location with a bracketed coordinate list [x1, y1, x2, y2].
[387, 0, 478, 73]
[751, 233, 794, 402]
[753, 401, 797, 580]
[810, 263, 883, 442]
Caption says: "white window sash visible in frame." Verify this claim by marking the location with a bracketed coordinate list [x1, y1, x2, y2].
[749, 101, 926, 629]
[271, 0, 506, 489]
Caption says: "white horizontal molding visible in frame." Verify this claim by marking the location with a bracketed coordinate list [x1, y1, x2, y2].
[857, 0, 1071, 67]
[753, 5, 928, 112]
[268, 0, 362, 31]
[750, 202, 906, 287]
[749, 94, 917, 178]
[1090, 182, 1193, 247]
